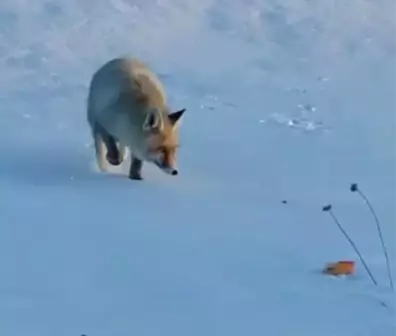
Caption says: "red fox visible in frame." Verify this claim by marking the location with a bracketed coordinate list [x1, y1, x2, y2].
[87, 57, 186, 180]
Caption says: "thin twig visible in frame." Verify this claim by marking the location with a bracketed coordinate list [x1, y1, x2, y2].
[323, 204, 378, 286]
[355, 187, 394, 290]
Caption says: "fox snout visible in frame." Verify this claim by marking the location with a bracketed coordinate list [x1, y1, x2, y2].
[156, 163, 178, 176]
[147, 146, 179, 176]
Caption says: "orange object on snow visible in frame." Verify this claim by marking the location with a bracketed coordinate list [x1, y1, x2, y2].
[323, 260, 355, 276]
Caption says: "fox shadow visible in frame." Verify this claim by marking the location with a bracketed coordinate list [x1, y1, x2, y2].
[0, 145, 181, 189]
[0, 145, 118, 186]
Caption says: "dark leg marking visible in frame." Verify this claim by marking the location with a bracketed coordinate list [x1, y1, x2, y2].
[94, 123, 122, 166]
[129, 157, 143, 180]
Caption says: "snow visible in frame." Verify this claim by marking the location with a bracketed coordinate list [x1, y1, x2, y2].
[0, 0, 395, 335]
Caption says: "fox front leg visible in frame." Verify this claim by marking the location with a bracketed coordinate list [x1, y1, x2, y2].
[102, 134, 122, 166]
[128, 156, 143, 180]
[93, 122, 122, 166]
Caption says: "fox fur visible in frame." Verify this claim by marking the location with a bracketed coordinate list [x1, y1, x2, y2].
[87, 57, 186, 180]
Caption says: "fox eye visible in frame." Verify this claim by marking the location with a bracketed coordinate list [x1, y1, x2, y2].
[150, 145, 179, 157]
[157, 145, 178, 152]
[156, 146, 166, 153]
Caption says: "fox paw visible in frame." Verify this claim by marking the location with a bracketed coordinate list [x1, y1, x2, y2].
[128, 173, 143, 180]
[106, 154, 122, 166]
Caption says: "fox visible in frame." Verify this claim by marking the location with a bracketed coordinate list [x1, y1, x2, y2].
[86, 57, 186, 180]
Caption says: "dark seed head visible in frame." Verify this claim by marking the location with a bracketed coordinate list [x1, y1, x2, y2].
[322, 204, 332, 212]
[350, 183, 358, 192]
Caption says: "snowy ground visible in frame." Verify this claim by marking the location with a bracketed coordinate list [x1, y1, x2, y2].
[0, 1, 395, 335]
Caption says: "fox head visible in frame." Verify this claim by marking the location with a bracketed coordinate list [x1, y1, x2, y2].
[141, 108, 186, 176]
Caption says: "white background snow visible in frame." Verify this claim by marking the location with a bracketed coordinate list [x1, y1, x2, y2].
[0, 0, 395, 335]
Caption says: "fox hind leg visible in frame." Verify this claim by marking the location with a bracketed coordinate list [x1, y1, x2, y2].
[93, 131, 108, 172]
[118, 143, 128, 162]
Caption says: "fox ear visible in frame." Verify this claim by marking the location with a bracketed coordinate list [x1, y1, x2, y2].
[168, 108, 186, 128]
[143, 109, 163, 131]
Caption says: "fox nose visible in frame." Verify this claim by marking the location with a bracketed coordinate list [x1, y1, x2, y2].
[158, 164, 179, 176]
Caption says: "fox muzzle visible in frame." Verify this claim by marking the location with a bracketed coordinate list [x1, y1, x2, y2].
[161, 165, 178, 176]
[154, 161, 178, 176]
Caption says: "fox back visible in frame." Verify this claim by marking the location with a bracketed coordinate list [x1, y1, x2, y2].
[87, 57, 186, 179]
